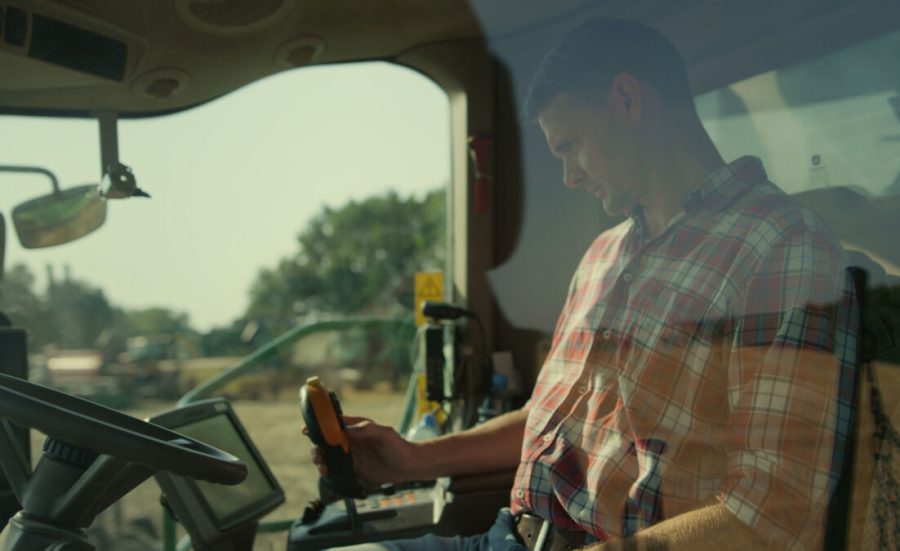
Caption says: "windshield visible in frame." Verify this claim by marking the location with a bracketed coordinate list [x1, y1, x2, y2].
[0, 61, 450, 547]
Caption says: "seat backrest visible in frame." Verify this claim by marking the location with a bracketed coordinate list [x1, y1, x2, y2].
[822, 266, 867, 551]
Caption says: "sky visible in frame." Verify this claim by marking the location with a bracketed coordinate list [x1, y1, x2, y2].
[0, 62, 451, 331]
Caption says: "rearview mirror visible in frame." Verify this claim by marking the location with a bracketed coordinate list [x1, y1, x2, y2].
[11, 185, 106, 249]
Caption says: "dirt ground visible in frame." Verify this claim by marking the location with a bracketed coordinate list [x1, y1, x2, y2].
[2, 386, 406, 551]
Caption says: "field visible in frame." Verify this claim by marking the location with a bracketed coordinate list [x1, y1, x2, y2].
[2, 386, 407, 551]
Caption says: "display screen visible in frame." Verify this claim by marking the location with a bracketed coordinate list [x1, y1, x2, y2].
[175, 414, 277, 523]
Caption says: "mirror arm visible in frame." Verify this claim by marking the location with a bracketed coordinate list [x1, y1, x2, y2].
[97, 111, 119, 177]
[96, 111, 148, 198]
[0, 165, 61, 194]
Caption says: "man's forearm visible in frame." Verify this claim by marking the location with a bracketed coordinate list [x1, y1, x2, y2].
[587, 503, 771, 551]
[405, 408, 527, 480]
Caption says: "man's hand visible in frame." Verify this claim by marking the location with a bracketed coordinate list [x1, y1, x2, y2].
[310, 409, 527, 486]
[310, 415, 417, 485]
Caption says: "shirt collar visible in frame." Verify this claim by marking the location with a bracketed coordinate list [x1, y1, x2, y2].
[681, 156, 768, 213]
[628, 156, 768, 241]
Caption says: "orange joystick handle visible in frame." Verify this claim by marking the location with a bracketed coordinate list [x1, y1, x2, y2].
[299, 376, 365, 498]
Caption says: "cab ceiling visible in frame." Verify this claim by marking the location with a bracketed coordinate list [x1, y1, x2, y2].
[1, 0, 898, 116]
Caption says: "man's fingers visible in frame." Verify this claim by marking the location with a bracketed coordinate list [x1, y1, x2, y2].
[342, 415, 375, 425]
[345, 422, 385, 443]
[309, 447, 328, 475]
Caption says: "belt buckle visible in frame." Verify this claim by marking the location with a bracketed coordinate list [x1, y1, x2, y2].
[533, 519, 552, 551]
[515, 513, 552, 551]
[515, 512, 589, 551]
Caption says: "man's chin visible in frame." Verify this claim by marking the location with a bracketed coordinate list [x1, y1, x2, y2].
[588, 187, 628, 217]
[586, 186, 605, 200]
[600, 197, 622, 217]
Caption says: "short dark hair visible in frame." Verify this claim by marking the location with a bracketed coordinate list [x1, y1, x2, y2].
[524, 18, 693, 119]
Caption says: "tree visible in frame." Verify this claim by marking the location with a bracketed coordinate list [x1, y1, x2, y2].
[201, 325, 249, 357]
[123, 307, 192, 336]
[46, 277, 116, 349]
[0, 264, 195, 353]
[246, 188, 445, 332]
[0, 263, 54, 348]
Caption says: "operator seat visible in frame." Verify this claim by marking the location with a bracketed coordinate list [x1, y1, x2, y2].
[792, 185, 900, 550]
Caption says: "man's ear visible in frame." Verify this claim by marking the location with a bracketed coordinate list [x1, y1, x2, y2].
[610, 73, 642, 123]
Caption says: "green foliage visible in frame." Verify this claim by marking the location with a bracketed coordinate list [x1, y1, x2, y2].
[0, 263, 55, 347]
[0, 263, 195, 353]
[246, 188, 445, 332]
[124, 307, 192, 336]
[46, 277, 116, 349]
[201, 324, 252, 357]
[0, 263, 118, 350]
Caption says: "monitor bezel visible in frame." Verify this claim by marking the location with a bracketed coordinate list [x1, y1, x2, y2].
[148, 398, 285, 532]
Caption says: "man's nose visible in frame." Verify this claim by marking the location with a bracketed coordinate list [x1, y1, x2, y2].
[563, 159, 581, 188]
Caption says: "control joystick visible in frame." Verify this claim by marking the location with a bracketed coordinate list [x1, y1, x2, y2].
[299, 376, 366, 499]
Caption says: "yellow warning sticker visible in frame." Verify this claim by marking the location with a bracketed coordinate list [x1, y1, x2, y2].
[414, 272, 444, 326]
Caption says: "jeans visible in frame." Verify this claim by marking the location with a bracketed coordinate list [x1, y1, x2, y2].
[329, 507, 527, 551]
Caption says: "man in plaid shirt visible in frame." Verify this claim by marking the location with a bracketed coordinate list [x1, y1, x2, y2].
[318, 18, 857, 551]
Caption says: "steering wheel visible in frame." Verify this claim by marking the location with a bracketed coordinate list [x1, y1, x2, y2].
[0, 372, 246, 484]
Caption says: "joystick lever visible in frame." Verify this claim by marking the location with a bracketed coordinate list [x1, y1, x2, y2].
[299, 377, 366, 501]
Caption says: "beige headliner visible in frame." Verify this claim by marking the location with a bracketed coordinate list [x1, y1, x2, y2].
[1, 0, 899, 115]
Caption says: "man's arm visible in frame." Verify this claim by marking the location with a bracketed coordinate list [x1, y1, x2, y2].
[587, 503, 771, 551]
[406, 408, 527, 479]
[315, 408, 527, 484]
[588, 344, 847, 551]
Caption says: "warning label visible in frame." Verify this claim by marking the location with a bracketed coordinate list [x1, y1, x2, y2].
[414, 272, 444, 326]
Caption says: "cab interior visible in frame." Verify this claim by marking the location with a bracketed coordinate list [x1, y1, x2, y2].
[1, 0, 899, 549]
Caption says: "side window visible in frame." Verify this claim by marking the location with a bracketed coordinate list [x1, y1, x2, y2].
[696, 29, 900, 200]
[696, 30, 900, 550]
[696, 29, 900, 281]
[0, 61, 450, 546]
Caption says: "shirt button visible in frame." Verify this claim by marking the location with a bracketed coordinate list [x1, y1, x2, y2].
[579, 385, 589, 394]
[602, 330, 611, 339]
[515, 488, 525, 499]
[623, 272, 633, 283]
[542, 434, 553, 443]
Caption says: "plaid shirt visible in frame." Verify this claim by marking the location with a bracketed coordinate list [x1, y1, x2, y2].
[511, 157, 858, 550]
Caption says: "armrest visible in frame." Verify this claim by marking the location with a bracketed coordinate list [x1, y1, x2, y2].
[431, 470, 516, 537]
[446, 469, 517, 494]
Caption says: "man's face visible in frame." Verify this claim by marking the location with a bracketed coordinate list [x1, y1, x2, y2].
[538, 91, 640, 216]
